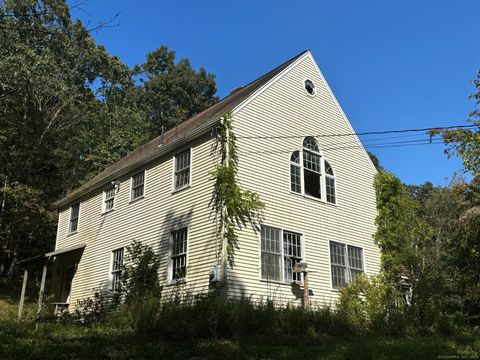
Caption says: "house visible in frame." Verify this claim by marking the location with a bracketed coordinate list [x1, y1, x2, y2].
[34, 50, 380, 313]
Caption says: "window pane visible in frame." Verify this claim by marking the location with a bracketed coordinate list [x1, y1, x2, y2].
[290, 151, 300, 164]
[303, 151, 321, 172]
[326, 176, 336, 204]
[174, 150, 191, 190]
[283, 231, 302, 282]
[303, 137, 320, 152]
[171, 228, 188, 281]
[290, 164, 301, 193]
[331, 265, 346, 289]
[325, 161, 334, 176]
[304, 169, 321, 198]
[330, 242, 345, 266]
[348, 246, 363, 270]
[261, 226, 282, 281]
[261, 253, 282, 281]
[131, 172, 145, 200]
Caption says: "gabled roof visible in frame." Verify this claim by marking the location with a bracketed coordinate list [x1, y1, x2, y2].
[54, 50, 310, 209]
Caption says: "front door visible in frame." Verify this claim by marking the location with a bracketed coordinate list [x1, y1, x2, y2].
[60, 266, 75, 303]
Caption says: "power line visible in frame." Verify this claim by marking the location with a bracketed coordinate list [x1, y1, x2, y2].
[236, 124, 476, 140]
[238, 139, 446, 157]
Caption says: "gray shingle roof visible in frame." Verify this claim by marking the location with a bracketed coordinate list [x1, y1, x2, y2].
[54, 50, 309, 209]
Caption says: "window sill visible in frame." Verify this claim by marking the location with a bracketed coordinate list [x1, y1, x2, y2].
[101, 209, 114, 216]
[289, 191, 338, 207]
[172, 184, 191, 194]
[259, 279, 304, 286]
[67, 231, 78, 237]
[129, 195, 144, 204]
[167, 279, 187, 286]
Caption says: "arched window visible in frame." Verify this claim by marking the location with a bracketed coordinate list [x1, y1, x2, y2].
[302, 137, 321, 199]
[290, 151, 301, 193]
[325, 160, 336, 204]
[289, 137, 337, 204]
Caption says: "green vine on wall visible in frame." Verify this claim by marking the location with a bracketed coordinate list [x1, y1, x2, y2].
[210, 111, 264, 268]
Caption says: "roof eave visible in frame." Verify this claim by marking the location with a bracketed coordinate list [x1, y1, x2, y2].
[53, 116, 221, 209]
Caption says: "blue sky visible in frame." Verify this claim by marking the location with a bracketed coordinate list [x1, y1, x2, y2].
[71, 0, 480, 185]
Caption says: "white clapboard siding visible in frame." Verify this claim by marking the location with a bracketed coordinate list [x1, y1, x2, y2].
[229, 54, 380, 306]
[55, 134, 219, 309]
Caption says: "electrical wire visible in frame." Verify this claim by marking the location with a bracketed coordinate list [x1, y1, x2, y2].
[236, 124, 476, 140]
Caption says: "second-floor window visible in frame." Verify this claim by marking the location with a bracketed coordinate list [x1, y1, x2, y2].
[69, 203, 80, 234]
[103, 186, 115, 213]
[131, 171, 145, 201]
[174, 149, 191, 191]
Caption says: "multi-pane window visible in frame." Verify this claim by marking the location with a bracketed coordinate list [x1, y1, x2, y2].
[111, 248, 124, 292]
[303, 137, 322, 198]
[261, 226, 282, 281]
[171, 228, 188, 281]
[330, 241, 364, 289]
[289, 137, 337, 204]
[325, 161, 336, 204]
[290, 151, 301, 193]
[261, 226, 303, 283]
[174, 149, 191, 190]
[131, 171, 145, 201]
[69, 203, 80, 234]
[103, 187, 115, 212]
[283, 231, 303, 282]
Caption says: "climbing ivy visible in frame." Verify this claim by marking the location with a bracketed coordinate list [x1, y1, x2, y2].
[210, 111, 264, 268]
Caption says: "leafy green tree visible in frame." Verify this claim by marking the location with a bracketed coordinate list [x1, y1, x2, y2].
[133, 45, 218, 135]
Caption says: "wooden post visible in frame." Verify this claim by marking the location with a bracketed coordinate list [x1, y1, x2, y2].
[303, 271, 309, 308]
[18, 269, 28, 320]
[36, 259, 48, 317]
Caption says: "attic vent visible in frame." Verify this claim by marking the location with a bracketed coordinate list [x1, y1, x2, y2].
[230, 86, 244, 95]
[304, 79, 316, 96]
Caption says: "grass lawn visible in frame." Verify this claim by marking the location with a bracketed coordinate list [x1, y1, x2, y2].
[0, 290, 478, 359]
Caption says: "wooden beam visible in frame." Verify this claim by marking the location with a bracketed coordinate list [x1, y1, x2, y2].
[36, 260, 48, 317]
[17, 269, 28, 320]
[303, 271, 309, 308]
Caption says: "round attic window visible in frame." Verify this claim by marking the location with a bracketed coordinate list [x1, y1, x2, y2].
[304, 79, 316, 96]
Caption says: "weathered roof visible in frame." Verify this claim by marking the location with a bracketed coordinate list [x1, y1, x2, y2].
[53, 50, 309, 209]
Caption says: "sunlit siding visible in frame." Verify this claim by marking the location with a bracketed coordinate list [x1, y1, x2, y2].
[55, 134, 219, 310]
[229, 54, 380, 306]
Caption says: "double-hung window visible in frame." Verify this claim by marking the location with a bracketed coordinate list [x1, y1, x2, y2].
[69, 203, 80, 234]
[131, 171, 145, 201]
[103, 186, 115, 213]
[171, 228, 188, 282]
[174, 149, 191, 191]
[261, 225, 303, 283]
[330, 241, 364, 289]
[111, 248, 124, 292]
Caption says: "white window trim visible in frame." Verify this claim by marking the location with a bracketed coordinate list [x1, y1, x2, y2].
[129, 170, 146, 203]
[324, 158, 337, 205]
[102, 186, 116, 214]
[258, 224, 305, 285]
[167, 226, 189, 285]
[68, 203, 80, 235]
[108, 247, 124, 292]
[289, 141, 338, 206]
[172, 147, 192, 193]
[328, 240, 365, 291]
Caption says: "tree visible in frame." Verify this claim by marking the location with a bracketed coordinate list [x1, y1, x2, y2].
[133, 45, 218, 136]
[430, 70, 480, 175]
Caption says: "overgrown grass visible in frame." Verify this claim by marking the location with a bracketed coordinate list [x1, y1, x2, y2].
[0, 290, 479, 359]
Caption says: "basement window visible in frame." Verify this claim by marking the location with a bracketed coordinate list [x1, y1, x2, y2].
[304, 79, 316, 96]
